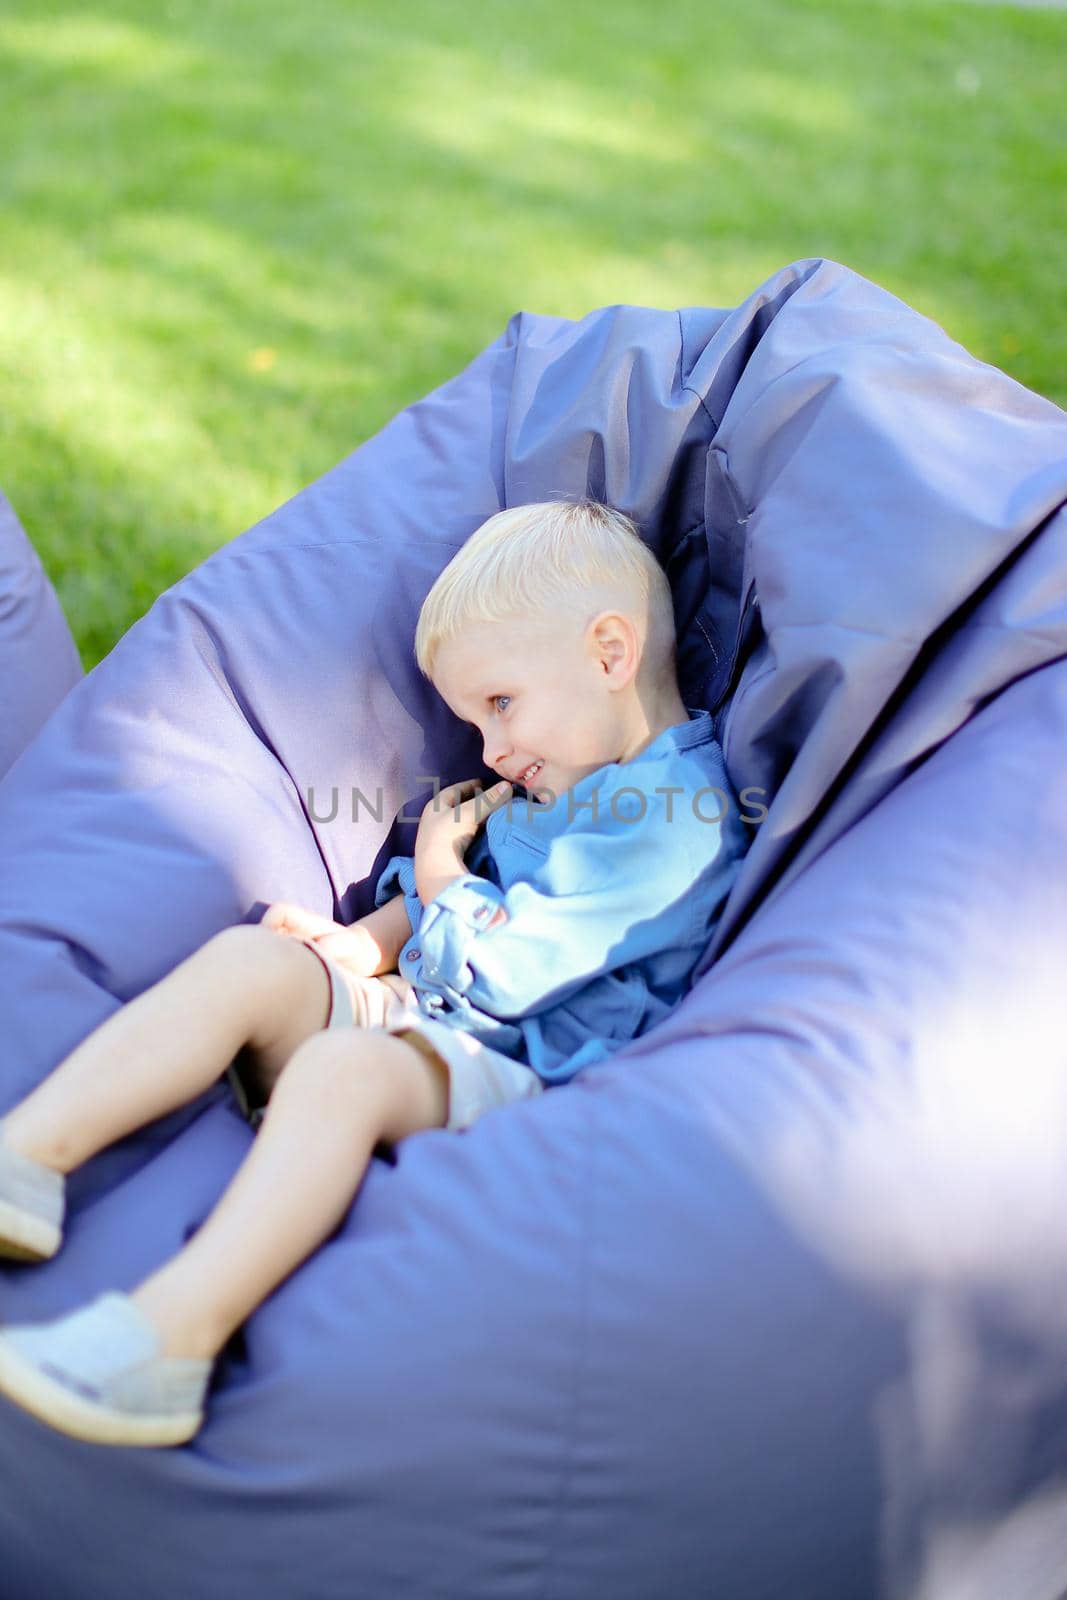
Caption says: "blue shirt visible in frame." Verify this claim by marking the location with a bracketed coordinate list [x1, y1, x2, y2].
[374, 708, 749, 1085]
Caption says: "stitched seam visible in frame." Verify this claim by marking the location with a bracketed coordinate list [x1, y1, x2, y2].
[672, 518, 707, 545]
[681, 382, 719, 430]
[693, 611, 721, 668]
[677, 308, 721, 431]
[506, 830, 548, 858]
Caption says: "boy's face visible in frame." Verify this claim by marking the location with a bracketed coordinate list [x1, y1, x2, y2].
[431, 612, 635, 800]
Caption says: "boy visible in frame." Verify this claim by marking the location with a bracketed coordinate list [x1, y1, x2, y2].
[0, 500, 748, 1447]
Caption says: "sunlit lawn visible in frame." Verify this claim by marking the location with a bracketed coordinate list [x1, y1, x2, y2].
[1, 0, 1064, 666]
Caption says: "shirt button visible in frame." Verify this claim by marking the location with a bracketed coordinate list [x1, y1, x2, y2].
[407, 947, 421, 961]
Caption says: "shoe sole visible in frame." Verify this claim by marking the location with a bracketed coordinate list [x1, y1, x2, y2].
[0, 1338, 202, 1447]
[0, 1200, 60, 1262]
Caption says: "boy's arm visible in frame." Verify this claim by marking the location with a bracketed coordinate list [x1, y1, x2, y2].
[414, 838, 505, 927]
[348, 892, 413, 975]
[413, 805, 740, 1021]
[413, 778, 511, 910]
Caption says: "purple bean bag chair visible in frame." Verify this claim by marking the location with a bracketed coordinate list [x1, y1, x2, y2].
[0, 490, 81, 783]
[2, 259, 1067, 1599]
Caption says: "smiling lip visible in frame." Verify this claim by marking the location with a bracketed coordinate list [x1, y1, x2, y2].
[511, 759, 544, 784]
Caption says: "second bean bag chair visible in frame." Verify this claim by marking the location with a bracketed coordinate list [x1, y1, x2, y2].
[2, 258, 1067, 1599]
[0, 489, 81, 783]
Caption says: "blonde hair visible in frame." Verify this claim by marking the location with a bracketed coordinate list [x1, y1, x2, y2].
[415, 500, 678, 689]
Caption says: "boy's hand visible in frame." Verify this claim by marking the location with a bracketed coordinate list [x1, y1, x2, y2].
[261, 901, 379, 979]
[262, 902, 345, 942]
[417, 778, 512, 858]
[414, 778, 512, 905]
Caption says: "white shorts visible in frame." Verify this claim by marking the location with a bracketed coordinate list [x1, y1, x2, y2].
[302, 941, 544, 1132]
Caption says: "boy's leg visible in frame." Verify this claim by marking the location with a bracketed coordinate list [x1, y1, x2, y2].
[0, 927, 332, 1175]
[129, 1028, 449, 1360]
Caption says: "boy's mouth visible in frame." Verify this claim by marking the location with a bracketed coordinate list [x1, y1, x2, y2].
[518, 760, 544, 785]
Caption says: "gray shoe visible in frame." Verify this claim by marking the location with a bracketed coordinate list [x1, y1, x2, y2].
[0, 1119, 65, 1261]
[0, 1291, 213, 1447]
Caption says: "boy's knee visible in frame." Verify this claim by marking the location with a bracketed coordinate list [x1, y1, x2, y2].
[275, 1029, 393, 1104]
[204, 923, 307, 984]
[271, 1033, 448, 1141]
[203, 922, 271, 966]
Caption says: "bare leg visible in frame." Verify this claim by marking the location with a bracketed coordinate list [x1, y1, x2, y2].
[0, 927, 332, 1174]
[129, 1029, 450, 1359]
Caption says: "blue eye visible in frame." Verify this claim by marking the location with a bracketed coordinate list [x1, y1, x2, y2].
[492, 695, 511, 714]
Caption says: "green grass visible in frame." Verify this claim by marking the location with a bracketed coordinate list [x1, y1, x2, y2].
[1, 0, 1064, 667]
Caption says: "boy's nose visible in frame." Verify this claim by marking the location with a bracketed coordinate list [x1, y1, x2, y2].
[484, 736, 511, 772]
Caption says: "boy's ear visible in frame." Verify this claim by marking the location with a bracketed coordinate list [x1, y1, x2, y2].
[590, 611, 639, 685]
